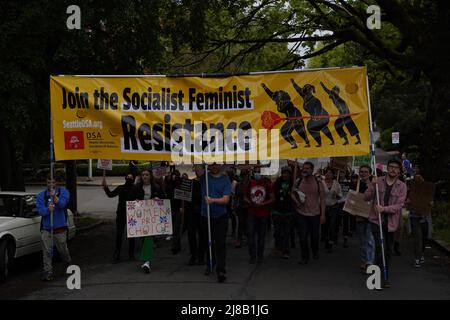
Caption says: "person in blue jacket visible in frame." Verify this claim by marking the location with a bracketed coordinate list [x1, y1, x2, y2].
[36, 175, 72, 281]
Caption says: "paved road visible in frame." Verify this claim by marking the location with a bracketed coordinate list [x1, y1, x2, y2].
[1, 222, 449, 300]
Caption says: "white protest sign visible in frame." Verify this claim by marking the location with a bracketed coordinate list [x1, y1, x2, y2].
[97, 159, 113, 171]
[126, 199, 172, 238]
[152, 162, 168, 179]
[392, 132, 400, 144]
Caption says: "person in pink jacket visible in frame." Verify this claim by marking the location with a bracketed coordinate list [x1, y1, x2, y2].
[364, 159, 407, 288]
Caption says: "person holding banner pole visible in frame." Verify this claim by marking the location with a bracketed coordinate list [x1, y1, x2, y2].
[102, 173, 136, 263]
[200, 163, 231, 283]
[364, 159, 406, 288]
[132, 169, 165, 274]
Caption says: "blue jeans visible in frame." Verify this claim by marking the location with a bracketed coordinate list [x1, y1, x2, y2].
[247, 215, 268, 258]
[356, 220, 375, 265]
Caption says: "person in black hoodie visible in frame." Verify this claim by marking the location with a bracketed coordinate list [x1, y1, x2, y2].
[102, 173, 136, 263]
[165, 169, 183, 254]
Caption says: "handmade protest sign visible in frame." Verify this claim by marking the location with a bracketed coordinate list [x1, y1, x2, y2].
[151, 161, 168, 179]
[126, 199, 172, 238]
[352, 155, 371, 171]
[50, 67, 370, 162]
[174, 178, 193, 202]
[330, 157, 352, 172]
[97, 159, 113, 170]
[407, 181, 435, 215]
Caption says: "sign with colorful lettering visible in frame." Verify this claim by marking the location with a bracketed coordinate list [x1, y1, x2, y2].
[126, 199, 172, 238]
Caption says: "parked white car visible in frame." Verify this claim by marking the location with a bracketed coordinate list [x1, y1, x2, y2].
[0, 192, 76, 282]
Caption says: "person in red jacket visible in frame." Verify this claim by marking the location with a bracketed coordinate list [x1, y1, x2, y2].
[244, 166, 275, 264]
[364, 159, 407, 288]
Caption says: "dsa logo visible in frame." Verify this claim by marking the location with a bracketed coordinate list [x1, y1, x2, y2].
[64, 131, 85, 150]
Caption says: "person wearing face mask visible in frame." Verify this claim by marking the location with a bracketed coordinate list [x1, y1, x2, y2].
[102, 173, 136, 264]
[292, 162, 326, 265]
[244, 166, 275, 264]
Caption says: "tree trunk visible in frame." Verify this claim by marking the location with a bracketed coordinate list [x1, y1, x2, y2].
[65, 160, 78, 215]
[421, 72, 450, 182]
[0, 127, 25, 191]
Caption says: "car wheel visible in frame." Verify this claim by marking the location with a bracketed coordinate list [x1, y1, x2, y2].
[0, 239, 13, 283]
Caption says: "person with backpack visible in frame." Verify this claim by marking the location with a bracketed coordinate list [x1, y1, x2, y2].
[244, 166, 275, 264]
[36, 175, 72, 281]
[292, 162, 326, 265]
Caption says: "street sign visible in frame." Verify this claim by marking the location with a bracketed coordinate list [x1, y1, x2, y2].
[392, 132, 400, 144]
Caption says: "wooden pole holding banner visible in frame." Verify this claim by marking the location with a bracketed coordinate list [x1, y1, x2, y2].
[205, 163, 214, 274]
[365, 66, 388, 283]
[49, 110, 54, 258]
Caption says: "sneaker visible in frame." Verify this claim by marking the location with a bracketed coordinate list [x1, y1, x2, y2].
[343, 238, 349, 248]
[41, 272, 53, 281]
[282, 254, 290, 259]
[413, 259, 421, 268]
[419, 256, 425, 264]
[204, 267, 213, 275]
[188, 257, 196, 266]
[141, 261, 151, 274]
[165, 236, 172, 241]
[217, 271, 227, 283]
[299, 259, 308, 265]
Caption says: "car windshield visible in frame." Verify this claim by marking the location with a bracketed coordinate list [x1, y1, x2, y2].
[0, 195, 37, 217]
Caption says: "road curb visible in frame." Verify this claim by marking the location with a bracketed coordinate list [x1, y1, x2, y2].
[431, 239, 450, 254]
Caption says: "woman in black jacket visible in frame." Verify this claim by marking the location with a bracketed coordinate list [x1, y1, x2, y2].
[102, 173, 136, 263]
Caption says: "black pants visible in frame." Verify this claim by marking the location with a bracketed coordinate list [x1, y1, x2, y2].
[247, 215, 268, 259]
[342, 207, 356, 237]
[410, 217, 428, 260]
[187, 208, 204, 262]
[171, 210, 182, 252]
[201, 216, 228, 273]
[115, 215, 135, 258]
[229, 206, 237, 236]
[297, 214, 320, 261]
[322, 205, 340, 246]
[371, 223, 394, 280]
[273, 215, 291, 254]
[237, 207, 248, 242]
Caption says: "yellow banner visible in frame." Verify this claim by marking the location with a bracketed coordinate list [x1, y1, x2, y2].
[50, 67, 370, 162]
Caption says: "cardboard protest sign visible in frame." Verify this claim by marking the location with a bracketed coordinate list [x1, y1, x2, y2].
[343, 190, 371, 218]
[126, 199, 172, 238]
[330, 157, 352, 172]
[407, 181, 435, 215]
[174, 178, 193, 202]
[97, 159, 113, 170]
[352, 155, 371, 171]
[151, 162, 168, 179]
